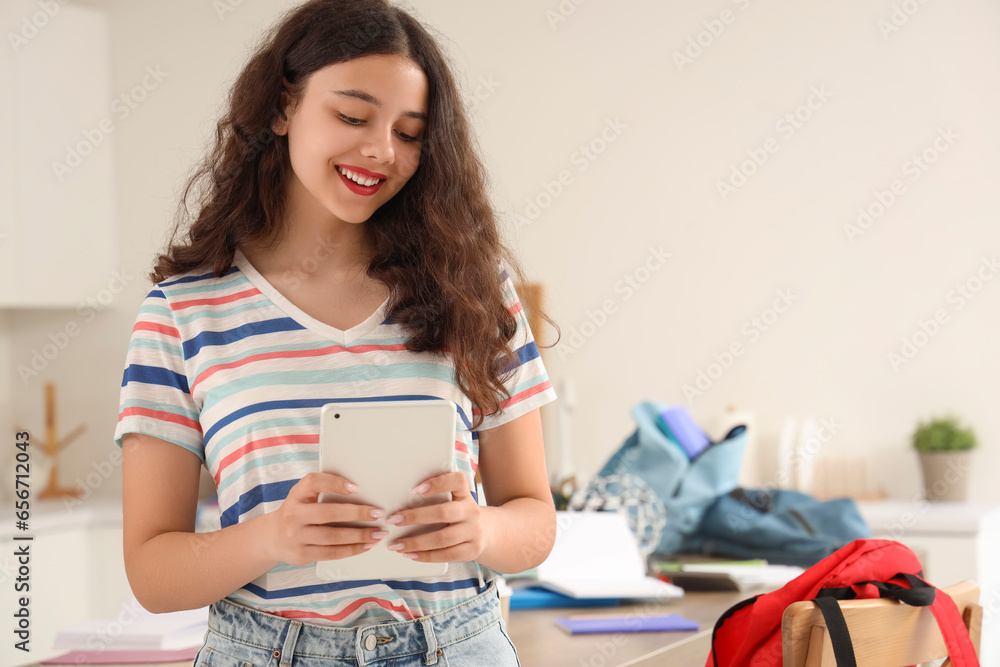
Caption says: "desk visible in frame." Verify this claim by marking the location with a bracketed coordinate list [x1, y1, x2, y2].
[19, 591, 746, 667]
[506, 590, 747, 667]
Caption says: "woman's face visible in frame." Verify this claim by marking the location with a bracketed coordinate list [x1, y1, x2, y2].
[274, 54, 429, 225]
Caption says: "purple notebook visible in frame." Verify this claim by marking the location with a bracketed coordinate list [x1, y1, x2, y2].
[555, 614, 699, 635]
[656, 407, 712, 459]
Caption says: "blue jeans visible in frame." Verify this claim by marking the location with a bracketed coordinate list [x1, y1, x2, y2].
[192, 579, 520, 667]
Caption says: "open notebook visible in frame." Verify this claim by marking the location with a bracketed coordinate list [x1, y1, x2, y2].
[526, 511, 684, 600]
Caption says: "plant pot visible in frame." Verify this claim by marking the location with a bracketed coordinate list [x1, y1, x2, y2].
[918, 451, 972, 501]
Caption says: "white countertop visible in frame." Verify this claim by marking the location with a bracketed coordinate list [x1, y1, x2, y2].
[856, 500, 1000, 536]
[0, 496, 123, 540]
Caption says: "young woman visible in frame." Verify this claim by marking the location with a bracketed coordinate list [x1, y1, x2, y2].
[115, 1, 559, 665]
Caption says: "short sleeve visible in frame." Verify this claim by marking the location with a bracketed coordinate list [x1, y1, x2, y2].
[113, 286, 205, 464]
[475, 267, 558, 431]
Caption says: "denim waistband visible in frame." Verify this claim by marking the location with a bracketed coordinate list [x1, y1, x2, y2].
[206, 579, 502, 666]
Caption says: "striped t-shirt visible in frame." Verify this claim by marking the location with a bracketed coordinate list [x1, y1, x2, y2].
[114, 248, 557, 626]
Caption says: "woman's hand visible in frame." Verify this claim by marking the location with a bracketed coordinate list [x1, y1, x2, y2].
[267, 472, 389, 566]
[383, 471, 486, 563]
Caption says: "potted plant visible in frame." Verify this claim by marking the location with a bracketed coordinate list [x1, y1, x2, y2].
[912, 416, 977, 502]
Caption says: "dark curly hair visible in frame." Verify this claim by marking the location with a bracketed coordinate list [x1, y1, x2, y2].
[150, 0, 559, 429]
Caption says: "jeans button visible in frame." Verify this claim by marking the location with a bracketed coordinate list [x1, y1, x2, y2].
[364, 634, 377, 651]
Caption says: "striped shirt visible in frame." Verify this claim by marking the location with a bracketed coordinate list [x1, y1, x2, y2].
[114, 248, 557, 626]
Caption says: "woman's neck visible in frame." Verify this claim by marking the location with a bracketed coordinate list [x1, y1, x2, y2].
[241, 196, 372, 282]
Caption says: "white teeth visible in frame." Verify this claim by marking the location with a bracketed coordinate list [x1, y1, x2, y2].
[339, 166, 381, 187]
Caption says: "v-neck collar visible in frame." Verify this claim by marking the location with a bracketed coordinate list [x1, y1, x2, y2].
[233, 248, 391, 345]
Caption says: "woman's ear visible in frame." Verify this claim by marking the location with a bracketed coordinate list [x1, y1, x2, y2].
[271, 114, 288, 136]
[272, 78, 295, 135]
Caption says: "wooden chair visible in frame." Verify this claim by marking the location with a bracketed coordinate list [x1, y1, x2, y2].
[781, 580, 982, 667]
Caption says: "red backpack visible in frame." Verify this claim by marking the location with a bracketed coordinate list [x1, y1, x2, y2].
[707, 538, 980, 666]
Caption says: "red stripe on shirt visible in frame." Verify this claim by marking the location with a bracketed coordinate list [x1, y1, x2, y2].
[272, 596, 416, 622]
[191, 343, 409, 393]
[215, 434, 320, 486]
[133, 321, 181, 339]
[472, 379, 552, 417]
[118, 406, 202, 432]
[172, 287, 262, 310]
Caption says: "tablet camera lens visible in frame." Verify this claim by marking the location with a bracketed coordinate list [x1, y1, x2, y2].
[334, 413, 340, 419]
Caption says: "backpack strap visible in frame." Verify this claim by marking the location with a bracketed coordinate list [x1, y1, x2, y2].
[897, 574, 979, 667]
[857, 573, 935, 607]
[812, 595, 858, 667]
[813, 574, 978, 667]
[709, 594, 760, 667]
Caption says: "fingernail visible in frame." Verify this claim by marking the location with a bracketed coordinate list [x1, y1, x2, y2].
[401, 552, 419, 560]
[412, 482, 430, 495]
[387, 542, 405, 551]
[363, 542, 377, 550]
[386, 514, 403, 525]
[345, 482, 359, 494]
[370, 508, 385, 519]
[372, 530, 389, 539]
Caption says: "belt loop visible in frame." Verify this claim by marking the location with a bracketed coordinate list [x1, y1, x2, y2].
[354, 627, 369, 667]
[420, 616, 440, 665]
[279, 621, 302, 667]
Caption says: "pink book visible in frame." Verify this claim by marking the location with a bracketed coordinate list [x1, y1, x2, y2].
[40, 647, 199, 665]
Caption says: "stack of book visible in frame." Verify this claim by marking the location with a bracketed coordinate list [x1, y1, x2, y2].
[42, 597, 208, 666]
[653, 559, 804, 592]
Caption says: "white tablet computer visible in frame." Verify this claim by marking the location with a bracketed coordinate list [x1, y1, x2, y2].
[315, 399, 458, 581]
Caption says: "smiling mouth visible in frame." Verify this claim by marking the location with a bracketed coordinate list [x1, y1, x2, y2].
[336, 166, 385, 196]
[336, 165, 385, 187]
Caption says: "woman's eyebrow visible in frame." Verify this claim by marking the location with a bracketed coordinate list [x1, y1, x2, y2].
[330, 88, 427, 122]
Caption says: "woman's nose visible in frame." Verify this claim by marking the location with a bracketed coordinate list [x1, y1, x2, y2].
[361, 126, 395, 165]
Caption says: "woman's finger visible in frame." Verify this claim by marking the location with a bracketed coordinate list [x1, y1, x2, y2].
[387, 498, 468, 527]
[397, 541, 481, 563]
[388, 523, 469, 554]
[300, 524, 387, 547]
[300, 501, 384, 524]
[411, 470, 469, 499]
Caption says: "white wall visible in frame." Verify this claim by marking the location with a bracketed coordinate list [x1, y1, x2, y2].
[3, 0, 998, 506]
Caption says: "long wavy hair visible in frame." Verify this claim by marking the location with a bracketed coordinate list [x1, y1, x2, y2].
[151, 0, 559, 429]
